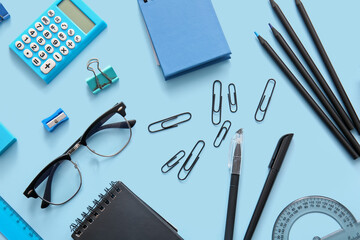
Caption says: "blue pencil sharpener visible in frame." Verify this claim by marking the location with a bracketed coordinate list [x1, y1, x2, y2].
[42, 108, 69, 132]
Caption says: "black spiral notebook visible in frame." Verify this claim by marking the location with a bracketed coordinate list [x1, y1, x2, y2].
[70, 181, 183, 240]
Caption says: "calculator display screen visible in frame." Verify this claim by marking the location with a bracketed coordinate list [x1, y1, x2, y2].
[58, 0, 95, 34]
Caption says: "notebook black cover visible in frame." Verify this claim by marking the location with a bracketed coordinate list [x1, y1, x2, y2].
[71, 181, 183, 240]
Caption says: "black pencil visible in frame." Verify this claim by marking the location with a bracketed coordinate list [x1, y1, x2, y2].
[295, 0, 360, 134]
[255, 32, 358, 159]
[269, 0, 354, 131]
[269, 24, 360, 156]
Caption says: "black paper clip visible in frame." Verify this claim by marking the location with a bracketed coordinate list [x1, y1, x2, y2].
[213, 120, 232, 148]
[212, 80, 222, 125]
[178, 140, 205, 181]
[148, 112, 192, 133]
[255, 79, 276, 122]
[228, 83, 238, 113]
[161, 150, 186, 173]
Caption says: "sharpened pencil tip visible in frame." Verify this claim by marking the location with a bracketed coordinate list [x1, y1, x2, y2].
[269, 23, 273, 29]
[269, 0, 277, 7]
[254, 32, 259, 37]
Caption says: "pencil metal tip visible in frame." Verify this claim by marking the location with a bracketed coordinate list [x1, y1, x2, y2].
[269, 23, 273, 29]
[254, 32, 259, 37]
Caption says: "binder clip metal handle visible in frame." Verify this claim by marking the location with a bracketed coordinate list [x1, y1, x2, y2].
[86, 58, 119, 94]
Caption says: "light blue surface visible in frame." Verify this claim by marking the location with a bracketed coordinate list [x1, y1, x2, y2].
[1, 0, 360, 239]
[9, 0, 106, 83]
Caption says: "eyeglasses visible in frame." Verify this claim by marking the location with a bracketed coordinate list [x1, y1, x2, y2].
[24, 102, 136, 208]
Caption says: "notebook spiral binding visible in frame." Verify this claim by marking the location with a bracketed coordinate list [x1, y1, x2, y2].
[70, 181, 122, 237]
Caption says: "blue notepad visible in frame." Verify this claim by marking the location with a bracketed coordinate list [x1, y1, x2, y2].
[138, 0, 231, 80]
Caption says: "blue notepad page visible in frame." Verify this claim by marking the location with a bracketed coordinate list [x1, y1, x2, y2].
[138, 0, 231, 80]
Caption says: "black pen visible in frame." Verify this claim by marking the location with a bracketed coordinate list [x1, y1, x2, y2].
[244, 134, 294, 240]
[295, 0, 360, 134]
[224, 129, 243, 240]
[255, 32, 358, 159]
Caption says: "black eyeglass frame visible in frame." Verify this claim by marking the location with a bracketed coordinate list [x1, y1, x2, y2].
[24, 102, 136, 208]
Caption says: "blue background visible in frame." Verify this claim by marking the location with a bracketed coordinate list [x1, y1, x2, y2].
[1, 0, 360, 239]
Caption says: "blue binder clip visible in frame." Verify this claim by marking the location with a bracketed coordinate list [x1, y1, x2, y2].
[42, 108, 69, 132]
[0, 123, 16, 155]
[86, 58, 119, 94]
[0, 3, 10, 23]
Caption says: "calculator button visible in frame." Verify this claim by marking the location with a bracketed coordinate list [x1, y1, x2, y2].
[54, 16, 61, 24]
[66, 40, 75, 49]
[45, 44, 54, 54]
[38, 51, 48, 60]
[49, 24, 58, 33]
[41, 16, 50, 25]
[51, 38, 60, 48]
[48, 10, 55, 18]
[28, 28, 37, 38]
[36, 36, 46, 46]
[15, 41, 24, 50]
[22, 35, 31, 44]
[68, 29, 75, 37]
[58, 32, 67, 41]
[23, 49, 33, 58]
[43, 30, 52, 39]
[35, 22, 44, 31]
[61, 23, 68, 30]
[32, 57, 41, 67]
[30, 43, 40, 52]
[40, 59, 56, 74]
[53, 52, 63, 62]
[59, 46, 69, 56]
[74, 35, 81, 43]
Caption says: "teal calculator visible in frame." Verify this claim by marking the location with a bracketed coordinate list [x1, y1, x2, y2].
[10, 0, 106, 84]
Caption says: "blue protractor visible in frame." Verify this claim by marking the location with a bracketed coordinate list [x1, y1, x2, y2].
[0, 196, 43, 240]
[272, 196, 360, 240]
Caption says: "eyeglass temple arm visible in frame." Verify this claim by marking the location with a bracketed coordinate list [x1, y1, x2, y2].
[40, 164, 59, 208]
[86, 113, 116, 138]
[86, 120, 136, 139]
[31, 162, 60, 209]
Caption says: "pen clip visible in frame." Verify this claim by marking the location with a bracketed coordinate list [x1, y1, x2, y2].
[268, 134, 294, 168]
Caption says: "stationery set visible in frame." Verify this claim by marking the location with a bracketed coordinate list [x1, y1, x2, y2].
[1, 0, 359, 239]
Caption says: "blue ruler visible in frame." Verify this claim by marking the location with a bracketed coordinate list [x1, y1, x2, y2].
[0, 196, 43, 240]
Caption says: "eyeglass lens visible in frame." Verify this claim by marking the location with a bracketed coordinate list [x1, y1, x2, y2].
[85, 113, 131, 157]
[34, 160, 81, 205]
